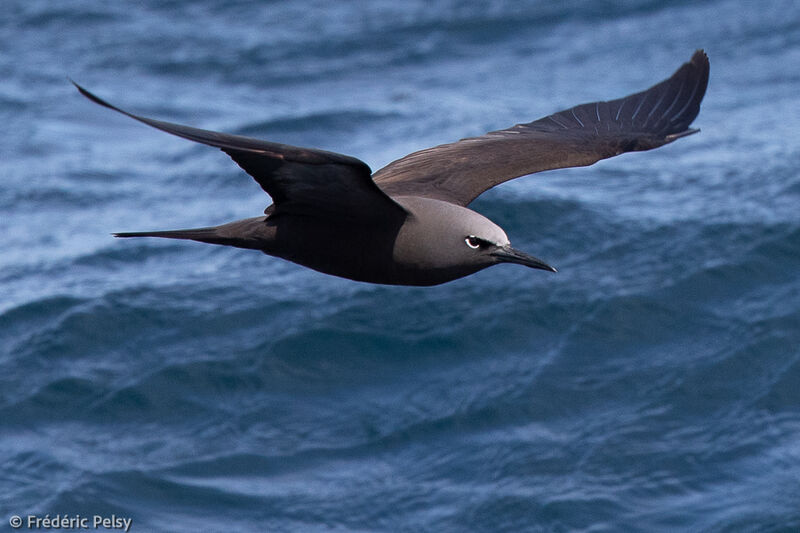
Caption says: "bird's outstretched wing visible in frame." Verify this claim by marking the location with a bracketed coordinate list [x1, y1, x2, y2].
[73, 82, 406, 222]
[373, 50, 709, 206]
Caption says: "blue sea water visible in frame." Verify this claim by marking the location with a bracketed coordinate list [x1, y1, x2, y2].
[2, 0, 800, 531]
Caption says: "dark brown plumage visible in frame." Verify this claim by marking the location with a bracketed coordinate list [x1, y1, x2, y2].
[373, 50, 709, 206]
[74, 50, 709, 285]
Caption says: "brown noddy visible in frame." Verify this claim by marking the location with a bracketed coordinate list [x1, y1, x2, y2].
[73, 50, 708, 286]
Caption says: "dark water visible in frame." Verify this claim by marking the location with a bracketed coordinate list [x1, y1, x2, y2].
[2, 1, 800, 531]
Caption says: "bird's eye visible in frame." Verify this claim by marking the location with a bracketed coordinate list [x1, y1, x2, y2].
[465, 236, 481, 249]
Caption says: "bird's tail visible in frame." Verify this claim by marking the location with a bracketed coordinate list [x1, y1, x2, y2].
[114, 227, 221, 242]
[113, 217, 271, 250]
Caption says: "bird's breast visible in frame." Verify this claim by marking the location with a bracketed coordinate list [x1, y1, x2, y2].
[261, 214, 405, 284]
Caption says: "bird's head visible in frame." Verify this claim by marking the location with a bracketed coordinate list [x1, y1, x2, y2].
[392, 197, 556, 284]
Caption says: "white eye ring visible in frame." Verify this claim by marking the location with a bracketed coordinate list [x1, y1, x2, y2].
[465, 236, 481, 249]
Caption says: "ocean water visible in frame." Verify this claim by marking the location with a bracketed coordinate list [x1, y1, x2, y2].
[2, 0, 800, 531]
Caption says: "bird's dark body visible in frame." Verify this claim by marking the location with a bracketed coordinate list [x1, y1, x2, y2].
[263, 212, 406, 285]
[161, 197, 500, 285]
[74, 50, 709, 286]
[139, 215, 405, 284]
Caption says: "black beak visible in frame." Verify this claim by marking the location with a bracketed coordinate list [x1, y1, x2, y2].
[491, 245, 557, 273]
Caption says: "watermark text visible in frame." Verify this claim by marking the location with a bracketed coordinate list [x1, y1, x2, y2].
[8, 514, 131, 532]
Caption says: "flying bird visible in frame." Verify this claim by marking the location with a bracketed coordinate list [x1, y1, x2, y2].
[74, 50, 708, 286]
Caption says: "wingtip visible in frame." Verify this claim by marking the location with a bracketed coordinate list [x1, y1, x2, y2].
[69, 77, 88, 96]
[70, 79, 117, 111]
[691, 49, 709, 66]
[650, 50, 709, 139]
[689, 49, 710, 80]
